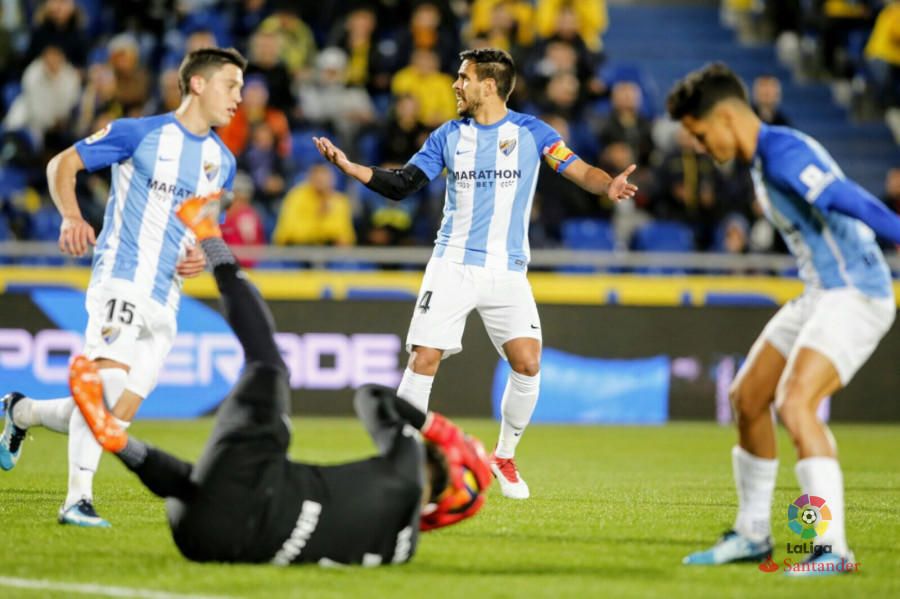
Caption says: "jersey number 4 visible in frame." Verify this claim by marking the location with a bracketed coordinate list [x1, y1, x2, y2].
[105, 299, 136, 325]
[418, 291, 433, 313]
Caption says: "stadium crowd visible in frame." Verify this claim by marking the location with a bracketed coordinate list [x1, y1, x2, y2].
[0, 0, 897, 258]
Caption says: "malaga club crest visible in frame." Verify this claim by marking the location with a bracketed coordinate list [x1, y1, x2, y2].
[101, 325, 120, 345]
[499, 138, 516, 156]
[203, 161, 220, 181]
[85, 124, 111, 145]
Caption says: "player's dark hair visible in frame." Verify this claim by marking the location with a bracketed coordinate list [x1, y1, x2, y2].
[458, 48, 516, 100]
[666, 62, 749, 120]
[178, 47, 248, 96]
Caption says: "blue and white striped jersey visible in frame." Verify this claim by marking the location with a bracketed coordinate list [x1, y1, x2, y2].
[751, 123, 893, 299]
[75, 113, 237, 311]
[409, 110, 577, 272]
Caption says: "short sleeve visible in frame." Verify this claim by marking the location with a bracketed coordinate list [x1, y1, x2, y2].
[760, 132, 841, 206]
[408, 123, 449, 180]
[74, 118, 146, 172]
[527, 118, 579, 173]
[222, 151, 237, 191]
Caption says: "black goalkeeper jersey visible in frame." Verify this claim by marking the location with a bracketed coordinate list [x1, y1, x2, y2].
[265, 457, 423, 566]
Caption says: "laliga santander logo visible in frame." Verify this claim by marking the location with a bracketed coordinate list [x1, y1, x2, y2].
[788, 494, 831, 539]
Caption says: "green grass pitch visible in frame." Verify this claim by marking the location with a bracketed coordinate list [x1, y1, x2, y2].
[1, 420, 898, 598]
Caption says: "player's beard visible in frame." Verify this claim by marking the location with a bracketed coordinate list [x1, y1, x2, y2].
[457, 94, 481, 118]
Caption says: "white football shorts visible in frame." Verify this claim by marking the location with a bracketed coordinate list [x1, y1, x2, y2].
[405, 258, 542, 360]
[82, 279, 177, 398]
[762, 286, 896, 385]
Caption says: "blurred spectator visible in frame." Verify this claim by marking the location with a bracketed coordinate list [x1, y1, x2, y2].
[467, 0, 535, 55]
[221, 172, 266, 266]
[327, 5, 393, 95]
[298, 47, 376, 151]
[245, 30, 295, 115]
[185, 29, 218, 53]
[107, 33, 150, 115]
[75, 63, 124, 138]
[598, 81, 654, 167]
[238, 122, 287, 210]
[4, 46, 80, 148]
[599, 141, 650, 248]
[391, 48, 457, 128]
[229, 0, 272, 53]
[256, 5, 318, 81]
[538, 71, 583, 121]
[720, 213, 750, 255]
[24, 0, 88, 69]
[381, 94, 430, 164]
[155, 67, 183, 114]
[535, 0, 607, 52]
[112, 0, 171, 42]
[864, 3, 900, 109]
[218, 75, 291, 159]
[534, 113, 608, 244]
[273, 163, 356, 246]
[651, 126, 718, 248]
[817, 0, 874, 79]
[751, 75, 791, 126]
[395, 1, 460, 74]
[0, 18, 12, 86]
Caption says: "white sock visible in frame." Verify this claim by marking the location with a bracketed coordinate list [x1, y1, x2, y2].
[495, 371, 540, 459]
[65, 368, 128, 508]
[795, 456, 848, 555]
[12, 397, 74, 433]
[396, 368, 434, 413]
[732, 445, 778, 542]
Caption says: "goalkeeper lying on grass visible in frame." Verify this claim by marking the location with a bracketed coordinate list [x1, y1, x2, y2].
[67, 191, 492, 566]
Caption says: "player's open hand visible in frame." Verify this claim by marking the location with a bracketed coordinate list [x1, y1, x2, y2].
[313, 136, 351, 172]
[176, 244, 206, 278]
[59, 216, 96, 257]
[608, 164, 638, 202]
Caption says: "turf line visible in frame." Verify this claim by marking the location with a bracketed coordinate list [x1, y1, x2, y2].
[0, 576, 231, 599]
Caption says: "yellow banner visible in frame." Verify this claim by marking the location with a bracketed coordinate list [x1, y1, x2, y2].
[1, 267, 898, 307]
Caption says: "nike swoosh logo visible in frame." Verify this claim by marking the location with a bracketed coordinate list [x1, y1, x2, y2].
[159, 156, 177, 162]
[530, 324, 540, 330]
[455, 149, 471, 155]
[513, 432, 522, 437]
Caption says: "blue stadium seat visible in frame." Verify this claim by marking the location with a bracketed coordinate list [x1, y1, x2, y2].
[631, 221, 695, 252]
[28, 207, 62, 241]
[2, 82, 21, 113]
[561, 218, 615, 250]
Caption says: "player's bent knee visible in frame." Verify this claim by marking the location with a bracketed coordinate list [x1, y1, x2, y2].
[508, 358, 540, 377]
[776, 399, 812, 439]
[408, 347, 442, 373]
[729, 383, 770, 422]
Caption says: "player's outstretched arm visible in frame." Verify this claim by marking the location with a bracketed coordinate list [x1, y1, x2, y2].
[562, 158, 638, 201]
[46, 146, 96, 256]
[313, 136, 431, 201]
[313, 136, 374, 184]
[819, 179, 900, 245]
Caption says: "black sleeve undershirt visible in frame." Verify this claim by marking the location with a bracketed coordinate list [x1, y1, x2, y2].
[365, 163, 430, 201]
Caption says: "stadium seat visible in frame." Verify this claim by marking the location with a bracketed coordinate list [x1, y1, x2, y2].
[631, 221, 696, 275]
[631, 221, 695, 252]
[561, 218, 615, 251]
[2, 82, 21, 113]
[28, 207, 62, 242]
